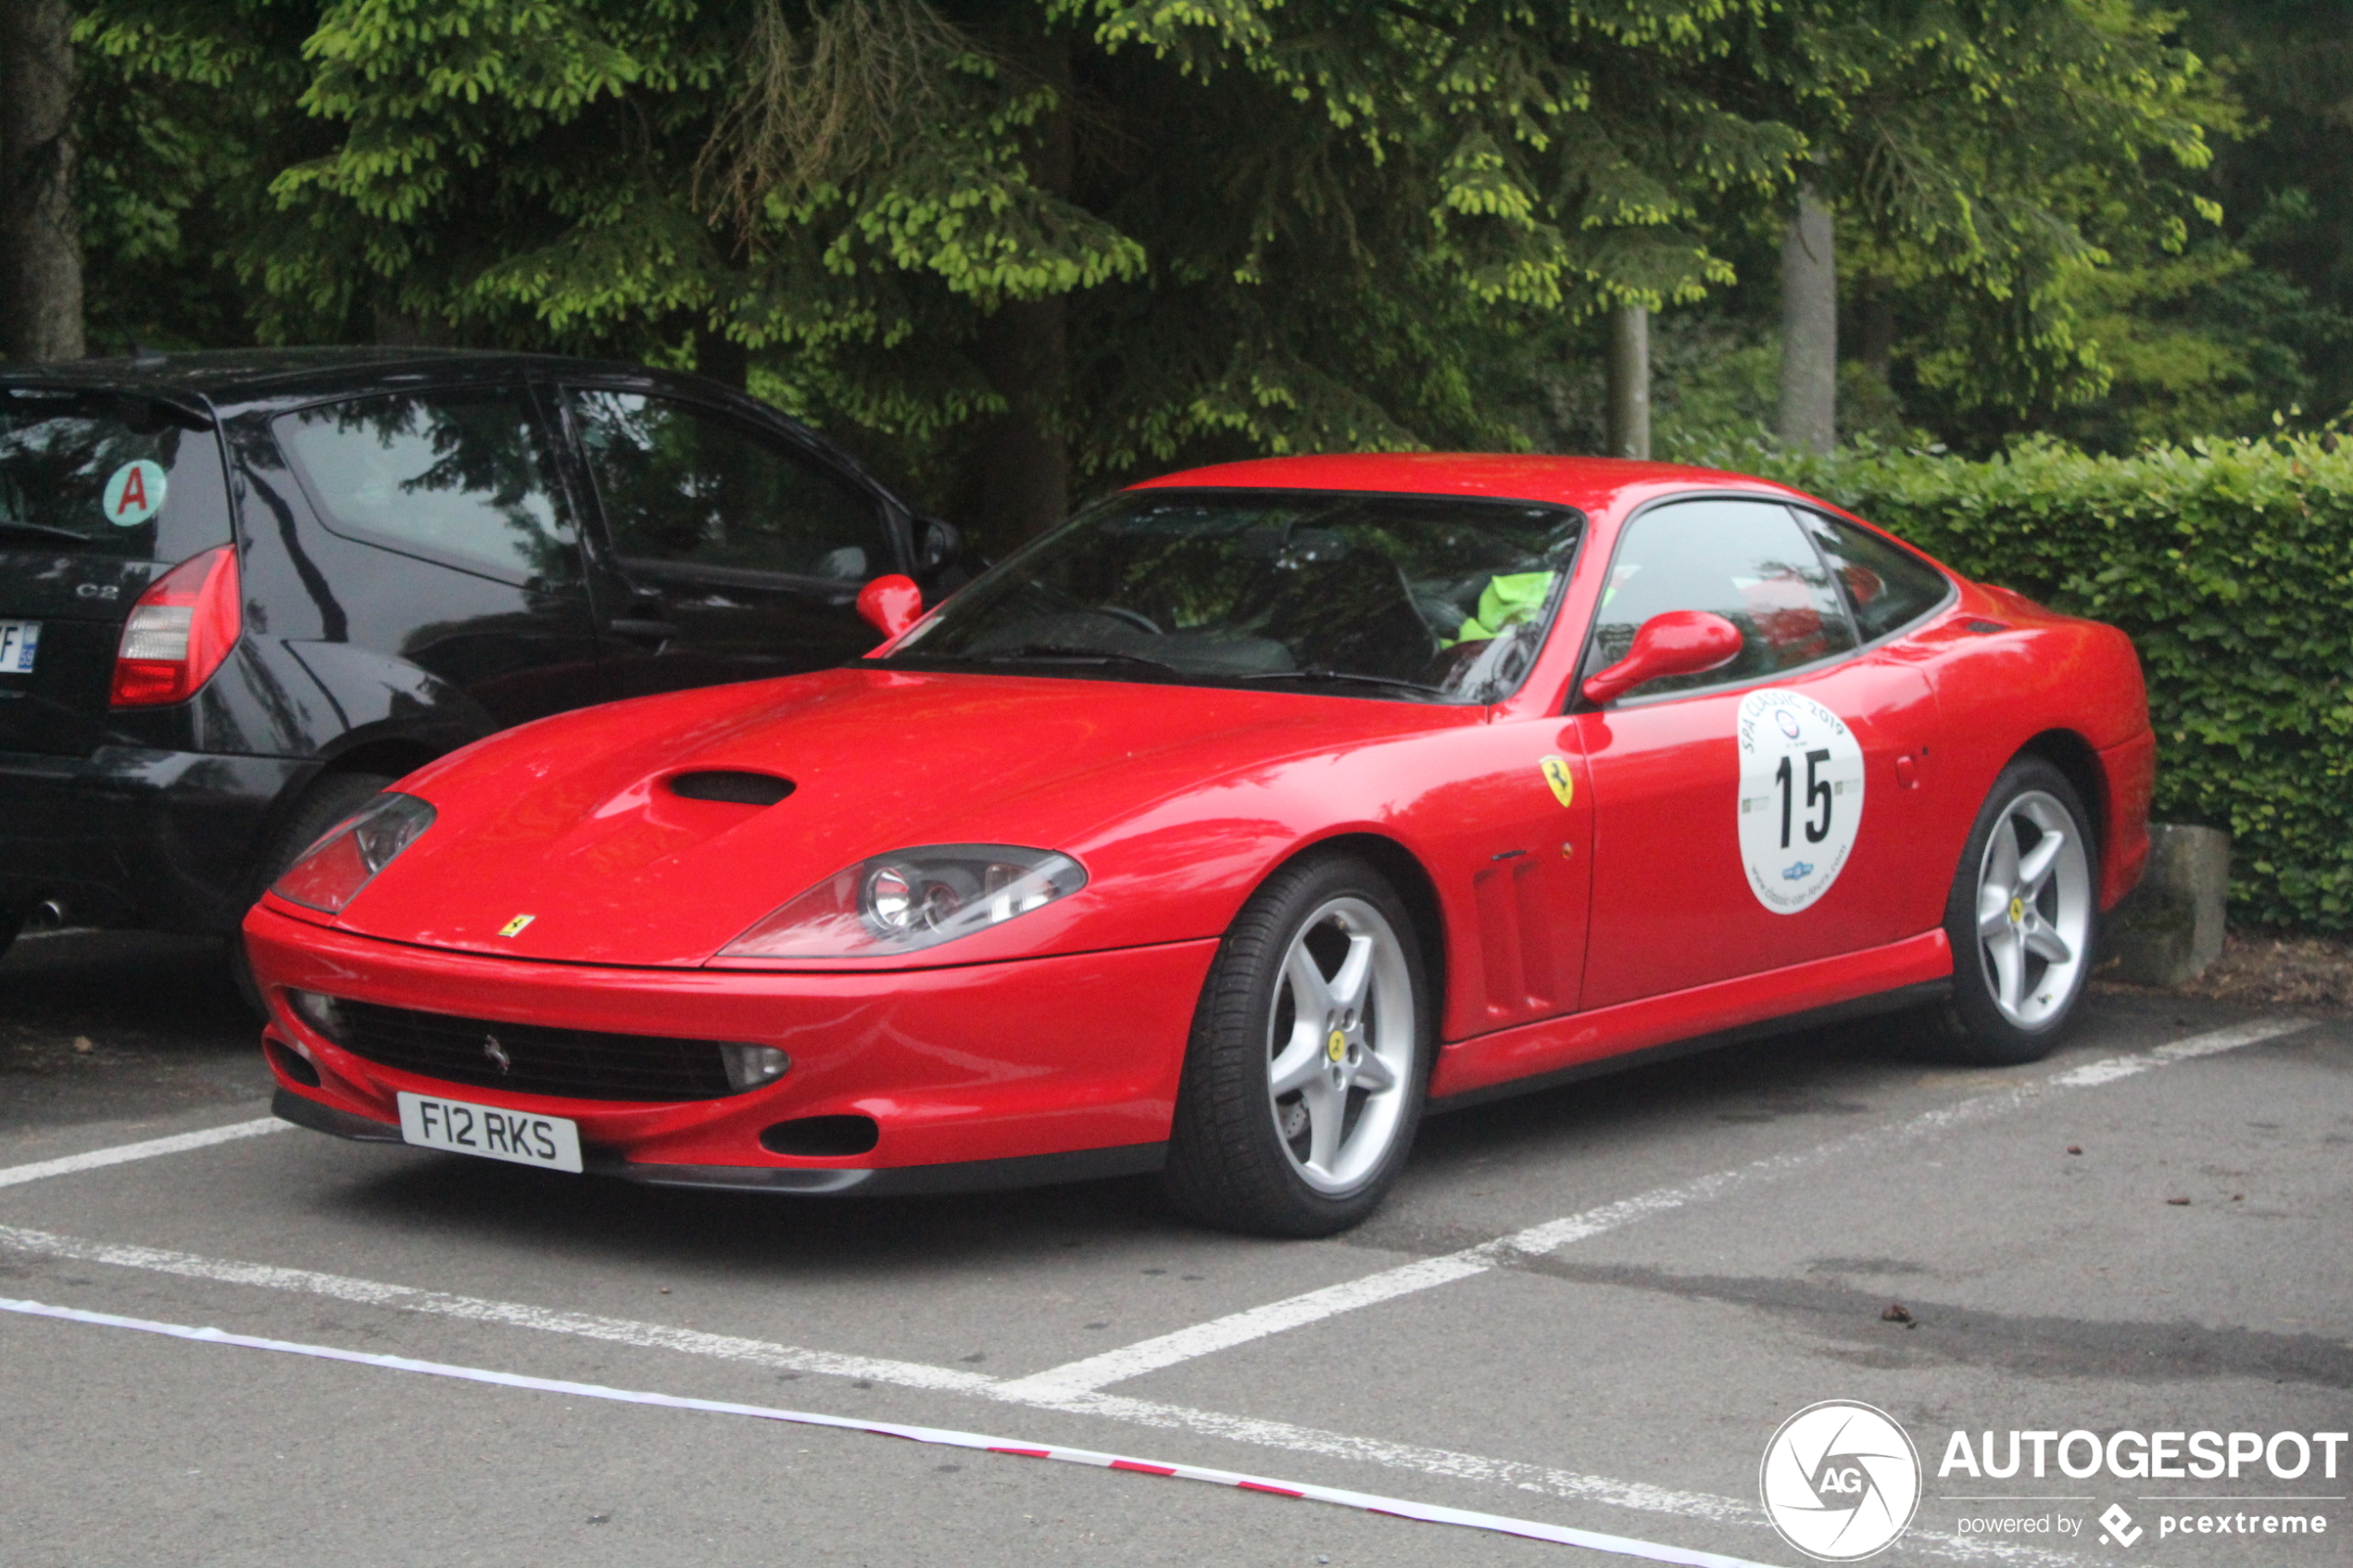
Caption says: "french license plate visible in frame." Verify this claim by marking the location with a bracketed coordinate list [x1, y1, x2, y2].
[0, 621, 38, 674]
[396, 1091, 583, 1173]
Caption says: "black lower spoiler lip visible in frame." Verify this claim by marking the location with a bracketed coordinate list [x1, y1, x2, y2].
[270, 1086, 1164, 1197]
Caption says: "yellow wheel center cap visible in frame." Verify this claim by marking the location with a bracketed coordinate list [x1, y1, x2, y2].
[2009, 896, 2026, 924]
[1327, 1029, 1348, 1062]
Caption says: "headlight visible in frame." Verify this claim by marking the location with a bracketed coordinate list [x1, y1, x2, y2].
[717, 845, 1087, 960]
[270, 793, 436, 914]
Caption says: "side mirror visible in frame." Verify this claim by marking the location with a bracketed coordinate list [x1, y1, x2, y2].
[1581, 610, 1743, 706]
[856, 574, 924, 641]
[918, 516, 963, 571]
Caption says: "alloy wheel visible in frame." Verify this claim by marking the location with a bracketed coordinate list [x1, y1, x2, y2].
[1265, 896, 1418, 1195]
[1971, 788, 2093, 1029]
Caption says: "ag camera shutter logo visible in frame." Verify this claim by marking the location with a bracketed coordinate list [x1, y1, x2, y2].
[1761, 1400, 1922, 1561]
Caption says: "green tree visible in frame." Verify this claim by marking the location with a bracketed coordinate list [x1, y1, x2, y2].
[1764, 0, 2229, 451]
[72, 0, 1823, 546]
[68, 1, 2271, 506]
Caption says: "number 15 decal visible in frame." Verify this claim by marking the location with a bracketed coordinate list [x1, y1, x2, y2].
[1773, 747, 1835, 847]
[1737, 690, 1865, 914]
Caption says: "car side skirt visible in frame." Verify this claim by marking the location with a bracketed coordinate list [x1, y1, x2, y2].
[1428, 927, 1955, 1102]
[1427, 980, 1950, 1115]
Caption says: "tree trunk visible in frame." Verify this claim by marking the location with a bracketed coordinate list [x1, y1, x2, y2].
[697, 327, 749, 392]
[957, 11, 1072, 552]
[1775, 178, 1836, 455]
[1855, 280, 1895, 379]
[0, 0, 85, 363]
[965, 295, 1069, 549]
[1604, 304, 1651, 460]
[373, 307, 454, 350]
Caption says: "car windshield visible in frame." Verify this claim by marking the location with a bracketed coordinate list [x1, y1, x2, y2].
[886, 489, 1584, 703]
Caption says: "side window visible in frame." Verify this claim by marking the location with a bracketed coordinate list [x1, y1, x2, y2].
[1799, 511, 1953, 642]
[566, 391, 887, 581]
[274, 390, 578, 588]
[1588, 498, 1857, 696]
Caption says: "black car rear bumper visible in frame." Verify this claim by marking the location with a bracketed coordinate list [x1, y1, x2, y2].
[0, 745, 311, 934]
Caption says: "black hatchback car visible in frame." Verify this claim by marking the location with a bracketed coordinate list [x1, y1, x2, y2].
[0, 348, 966, 980]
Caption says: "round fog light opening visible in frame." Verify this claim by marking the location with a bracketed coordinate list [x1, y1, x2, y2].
[287, 988, 346, 1043]
[720, 1044, 790, 1092]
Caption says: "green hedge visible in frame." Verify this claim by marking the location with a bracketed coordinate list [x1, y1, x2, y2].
[1737, 437, 2353, 933]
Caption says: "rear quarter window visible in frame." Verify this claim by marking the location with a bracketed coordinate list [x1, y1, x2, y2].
[273, 389, 579, 590]
[1798, 510, 1955, 641]
[0, 390, 232, 562]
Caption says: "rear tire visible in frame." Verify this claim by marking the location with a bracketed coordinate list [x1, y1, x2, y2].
[1920, 757, 2099, 1065]
[230, 770, 396, 1016]
[1161, 853, 1430, 1237]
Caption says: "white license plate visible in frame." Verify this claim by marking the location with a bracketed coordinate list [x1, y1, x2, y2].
[0, 621, 38, 674]
[396, 1091, 583, 1173]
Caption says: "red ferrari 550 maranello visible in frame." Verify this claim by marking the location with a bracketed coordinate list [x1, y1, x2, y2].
[247, 454, 2153, 1236]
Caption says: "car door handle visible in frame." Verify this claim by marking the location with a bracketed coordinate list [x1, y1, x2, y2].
[609, 618, 680, 641]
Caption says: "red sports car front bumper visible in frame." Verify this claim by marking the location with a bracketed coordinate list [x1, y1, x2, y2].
[244, 902, 1216, 1192]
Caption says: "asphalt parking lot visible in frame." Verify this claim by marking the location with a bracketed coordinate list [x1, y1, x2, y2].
[2, 928, 2347, 1568]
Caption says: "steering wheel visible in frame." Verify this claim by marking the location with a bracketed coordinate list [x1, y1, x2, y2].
[1092, 604, 1163, 635]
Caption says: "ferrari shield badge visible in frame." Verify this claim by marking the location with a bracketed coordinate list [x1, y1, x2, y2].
[498, 914, 536, 938]
[1539, 755, 1576, 808]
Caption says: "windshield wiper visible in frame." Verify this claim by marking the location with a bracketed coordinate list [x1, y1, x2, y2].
[1238, 665, 1449, 696]
[0, 520, 94, 545]
[970, 643, 1185, 674]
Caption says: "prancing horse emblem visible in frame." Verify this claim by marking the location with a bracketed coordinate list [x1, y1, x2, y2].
[483, 1034, 512, 1073]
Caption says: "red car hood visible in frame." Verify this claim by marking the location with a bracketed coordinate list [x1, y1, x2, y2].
[331, 668, 1467, 967]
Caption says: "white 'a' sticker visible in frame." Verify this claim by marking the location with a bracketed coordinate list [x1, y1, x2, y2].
[102, 458, 167, 527]
[1735, 687, 1865, 914]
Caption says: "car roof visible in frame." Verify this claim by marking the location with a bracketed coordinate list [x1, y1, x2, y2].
[1134, 451, 1793, 518]
[0, 346, 661, 405]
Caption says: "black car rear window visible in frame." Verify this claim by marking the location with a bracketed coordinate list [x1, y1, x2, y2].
[0, 389, 231, 561]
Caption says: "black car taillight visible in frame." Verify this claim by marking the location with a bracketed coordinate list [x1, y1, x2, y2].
[110, 546, 241, 707]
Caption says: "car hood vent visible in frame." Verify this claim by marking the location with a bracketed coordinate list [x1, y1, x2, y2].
[668, 770, 795, 807]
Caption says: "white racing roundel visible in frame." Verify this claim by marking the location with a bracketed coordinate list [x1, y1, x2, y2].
[1736, 688, 1865, 914]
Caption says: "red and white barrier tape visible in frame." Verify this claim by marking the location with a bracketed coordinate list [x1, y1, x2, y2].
[0, 1296, 1779, 1567]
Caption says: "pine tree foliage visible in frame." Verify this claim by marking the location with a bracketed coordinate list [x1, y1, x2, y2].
[59, 1, 2246, 501]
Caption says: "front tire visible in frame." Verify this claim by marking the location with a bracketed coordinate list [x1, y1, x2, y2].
[1162, 854, 1431, 1237]
[1929, 758, 2099, 1064]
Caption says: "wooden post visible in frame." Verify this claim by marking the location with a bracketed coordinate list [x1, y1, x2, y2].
[1605, 304, 1650, 460]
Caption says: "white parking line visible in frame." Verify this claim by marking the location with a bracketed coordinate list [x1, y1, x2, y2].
[0, 1221, 1749, 1525]
[0, 1295, 1780, 1568]
[0, 1018, 2309, 1568]
[0, 1221, 995, 1394]
[0, 1117, 285, 1189]
[997, 1019, 2315, 1402]
[0, 1221, 2104, 1564]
